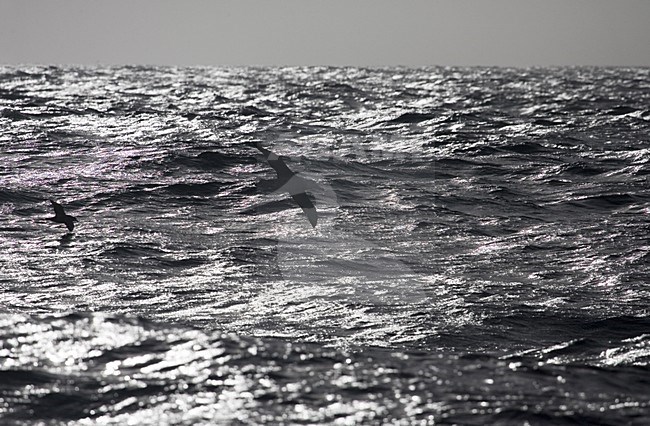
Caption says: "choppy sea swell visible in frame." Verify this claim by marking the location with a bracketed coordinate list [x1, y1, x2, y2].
[1, 66, 649, 424]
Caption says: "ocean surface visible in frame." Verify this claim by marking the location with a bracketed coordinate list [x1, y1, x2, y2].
[1, 65, 649, 425]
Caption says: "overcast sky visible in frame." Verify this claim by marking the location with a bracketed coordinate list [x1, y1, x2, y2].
[1, 0, 649, 67]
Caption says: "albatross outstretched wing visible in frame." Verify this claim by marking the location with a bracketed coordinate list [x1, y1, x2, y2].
[290, 192, 317, 228]
[50, 200, 66, 218]
[254, 144, 294, 180]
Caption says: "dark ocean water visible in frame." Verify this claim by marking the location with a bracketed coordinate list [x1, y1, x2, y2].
[1, 65, 649, 424]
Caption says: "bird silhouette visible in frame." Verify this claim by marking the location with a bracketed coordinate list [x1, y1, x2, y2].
[48, 200, 78, 232]
[253, 143, 319, 227]
[242, 150, 432, 346]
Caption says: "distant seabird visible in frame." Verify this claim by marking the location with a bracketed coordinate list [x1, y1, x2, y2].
[253, 144, 318, 227]
[48, 200, 78, 232]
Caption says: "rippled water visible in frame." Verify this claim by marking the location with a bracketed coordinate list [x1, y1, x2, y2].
[1, 66, 649, 424]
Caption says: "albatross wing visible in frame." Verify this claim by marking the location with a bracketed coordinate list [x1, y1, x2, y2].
[254, 144, 294, 181]
[291, 192, 318, 227]
[50, 199, 66, 218]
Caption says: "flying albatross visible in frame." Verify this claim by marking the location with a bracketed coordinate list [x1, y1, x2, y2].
[48, 199, 78, 232]
[253, 143, 319, 227]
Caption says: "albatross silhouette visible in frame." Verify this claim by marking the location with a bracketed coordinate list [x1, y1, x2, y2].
[48, 200, 78, 232]
[253, 143, 318, 227]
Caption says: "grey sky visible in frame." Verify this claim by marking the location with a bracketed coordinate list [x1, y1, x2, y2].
[1, 0, 649, 67]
